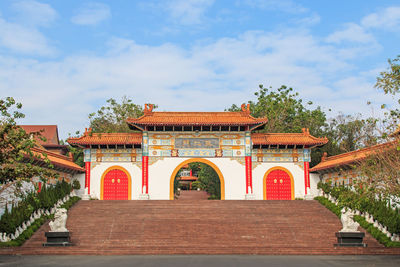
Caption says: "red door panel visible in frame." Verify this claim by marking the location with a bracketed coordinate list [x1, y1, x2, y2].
[266, 169, 292, 200]
[103, 169, 129, 200]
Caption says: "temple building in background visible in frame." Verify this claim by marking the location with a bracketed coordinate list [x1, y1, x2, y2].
[68, 104, 328, 200]
[20, 125, 85, 188]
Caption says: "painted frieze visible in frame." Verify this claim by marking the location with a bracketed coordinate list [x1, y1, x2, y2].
[252, 148, 308, 163]
[148, 132, 245, 158]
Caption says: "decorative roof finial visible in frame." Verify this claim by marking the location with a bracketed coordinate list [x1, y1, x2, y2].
[144, 104, 154, 115]
[241, 103, 250, 114]
[321, 152, 328, 162]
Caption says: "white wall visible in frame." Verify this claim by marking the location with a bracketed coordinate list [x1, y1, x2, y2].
[89, 159, 312, 200]
[72, 173, 85, 191]
[309, 173, 321, 196]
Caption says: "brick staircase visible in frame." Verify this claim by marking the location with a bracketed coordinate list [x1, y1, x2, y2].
[2, 200, 400, 255]
[176, 190, 210, 200]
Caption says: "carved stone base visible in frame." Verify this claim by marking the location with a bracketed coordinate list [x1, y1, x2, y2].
[43, 232, 72, 247]
[81, 194, 90, 200]
[245, 194, 256, 200]
[334, 232, 367, 247]
[81, 187, 90, 200]
[304, 194, 314, 200]
[139, 194, 150, 200]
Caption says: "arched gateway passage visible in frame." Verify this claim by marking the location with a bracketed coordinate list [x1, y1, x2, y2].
[101, 166, 132, 200]
[170, 158, 225, 200]
[263, 167, 294, 200]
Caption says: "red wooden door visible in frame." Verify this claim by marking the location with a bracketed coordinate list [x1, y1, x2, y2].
[103, 169, 129, 200]
[266, 169, 292, 200]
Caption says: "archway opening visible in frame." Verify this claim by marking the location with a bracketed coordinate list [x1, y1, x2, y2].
[170, 159, 225, 200]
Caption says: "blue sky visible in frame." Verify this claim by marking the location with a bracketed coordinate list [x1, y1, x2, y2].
[0, 0, 399, 138]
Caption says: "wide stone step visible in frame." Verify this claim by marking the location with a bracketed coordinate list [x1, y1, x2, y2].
[1, 200, 399, 255]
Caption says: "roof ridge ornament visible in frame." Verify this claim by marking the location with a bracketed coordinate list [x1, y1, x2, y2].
[144, 104, 154, 115]
[84, 128, 92, 135]
[301, 128, 310, 135]
[240, 103, 251, 114]
[321, 152, 328, 162]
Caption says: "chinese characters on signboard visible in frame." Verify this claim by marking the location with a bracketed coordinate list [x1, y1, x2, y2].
[175, 138, 219, 149]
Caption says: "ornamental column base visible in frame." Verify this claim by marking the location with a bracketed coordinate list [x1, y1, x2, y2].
[245, 193, 256, 200]
[304, 189, 314, 200]
[139, 194, 150, 200]
[304, 194, 314, 200]
[81, 187, 90, 200]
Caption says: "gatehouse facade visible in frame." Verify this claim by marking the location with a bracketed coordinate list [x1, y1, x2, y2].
[68, 104, 328, 200]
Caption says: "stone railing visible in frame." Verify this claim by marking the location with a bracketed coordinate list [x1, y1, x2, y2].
[317, 189, 400, 242]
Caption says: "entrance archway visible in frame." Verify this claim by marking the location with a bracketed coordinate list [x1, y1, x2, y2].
[101, 166, 132, 200]
[263, 167, 294, 200]
[170, 158, 225, 200]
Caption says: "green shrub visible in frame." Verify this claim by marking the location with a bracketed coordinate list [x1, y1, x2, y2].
[0, 180, 75, 235]
[317, 182, 400, 235]
[0, 196, 80, 247]
[315, 195, 400, 248]
[72, 179, 81, 190]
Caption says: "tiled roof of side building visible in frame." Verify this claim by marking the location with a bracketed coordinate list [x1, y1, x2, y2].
[31, 147, 85, 173]
[67, 130, 142, 146]
[19, 125, 60, 145]
[310, 141, 397, 172]
[179, 176, 198, 181]
[126, 104, 268, 129]
[252, 128, 328, 147]
[390, 124, 400, 137]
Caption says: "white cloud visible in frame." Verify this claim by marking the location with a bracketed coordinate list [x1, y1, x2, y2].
[325, 23, 376, 44]
[164, 0, 214, 25]
[71, 2, 111, 26]
[241, 0, 308, 14]
[12, 0, 57, 27]
[361, 6, 400, 30]
[1, 27, 394, 138]
[0, 16, 55, 56]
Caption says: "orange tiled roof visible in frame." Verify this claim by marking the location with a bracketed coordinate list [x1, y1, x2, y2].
[31, 147, 85, 173]
[67, 130, 142, 146]
[390, 125, 400, 137]
[179, 176, 198, 181]
[310, 141, 397, 172]
[252, 128, 328, 147]
[126, 104, 267, 129]
[20, 125, 60, 145]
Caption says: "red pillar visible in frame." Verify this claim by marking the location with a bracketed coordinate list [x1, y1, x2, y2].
[85, 162, 91, 194]
[245, 156, 253, 194]
[304, 161, 309, 195]
[142, 156, 149, 194]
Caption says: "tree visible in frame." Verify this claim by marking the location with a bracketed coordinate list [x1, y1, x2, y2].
[227, 85, 330, 166]
[0, 97, 55, 184]
[328, 114, 379, 152]
[227, 85, 328, 135]
[193, 163, 221, 199]
[352, 55, 400, 200]
[88, 96, 147, 133]
[375, 55, 400, 96]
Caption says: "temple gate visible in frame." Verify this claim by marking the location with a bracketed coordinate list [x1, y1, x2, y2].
[68, 104, 327, 200]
